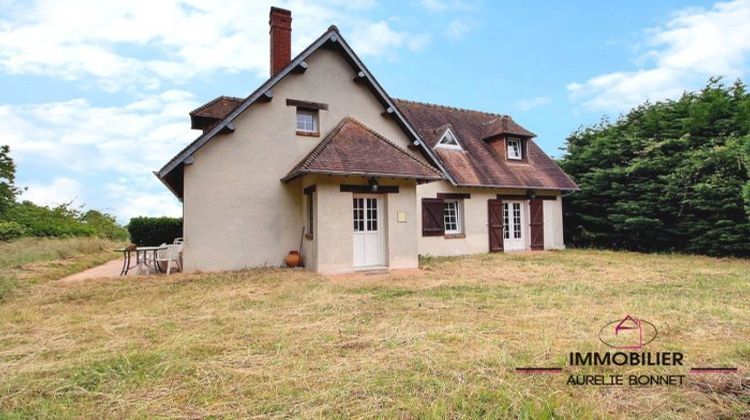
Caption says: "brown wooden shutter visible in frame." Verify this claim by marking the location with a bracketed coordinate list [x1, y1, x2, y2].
[422, 198, 445, 236]
[488, 199, 504, 252]
[529, 198, 544, 250]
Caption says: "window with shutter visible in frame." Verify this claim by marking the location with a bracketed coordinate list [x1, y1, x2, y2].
[421, 198, 445, 236]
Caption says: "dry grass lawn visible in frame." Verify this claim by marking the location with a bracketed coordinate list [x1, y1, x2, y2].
[0, 250, 748, 418]
[0, 237, 121, 301]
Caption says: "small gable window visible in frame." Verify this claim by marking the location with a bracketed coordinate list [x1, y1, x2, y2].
[296, 109, 319, 136]
[436, 129, 462, 150]
[507, 137, 523, 160]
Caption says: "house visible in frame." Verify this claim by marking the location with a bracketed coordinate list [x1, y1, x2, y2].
[156, 7, 579, 274]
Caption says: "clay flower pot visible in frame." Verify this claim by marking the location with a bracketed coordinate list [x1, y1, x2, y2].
[285, 250, 302, 268]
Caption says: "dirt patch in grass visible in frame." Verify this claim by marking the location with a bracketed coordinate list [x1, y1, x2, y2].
[0, 250, 748, 418]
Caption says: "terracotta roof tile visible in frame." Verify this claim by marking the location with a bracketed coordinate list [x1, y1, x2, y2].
[394, 99, 578, 190]
[189, 96, 243, 130]
[190, 96, 244, 119]
[283, 117, 443, 182]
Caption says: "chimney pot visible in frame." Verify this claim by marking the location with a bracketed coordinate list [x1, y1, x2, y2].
[269, 7, 292, 77]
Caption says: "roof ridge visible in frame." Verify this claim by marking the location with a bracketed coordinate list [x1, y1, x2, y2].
[189, 95, 244, 115]
[394, 98, 509, 119]
[343, 117, 443, 176]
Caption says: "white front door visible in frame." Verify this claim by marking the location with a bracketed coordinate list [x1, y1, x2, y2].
[353, 195, 385, 268]
[503, 201, 525, 251]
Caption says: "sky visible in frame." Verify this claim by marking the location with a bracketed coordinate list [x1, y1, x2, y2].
[1, 0, 749, 222]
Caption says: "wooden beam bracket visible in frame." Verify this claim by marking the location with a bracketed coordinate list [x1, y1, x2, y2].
[437, 192, 471, 200]
[340, 184, 399, 194]
[259, 90, 273, 102]
[292, 61, 309, 74]
[286, 98, 329, 110]
[220, 121, 236, 134]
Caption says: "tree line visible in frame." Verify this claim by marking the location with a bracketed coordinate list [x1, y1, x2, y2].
[559, 78, 750, 257]
[0, 145, 128, 241]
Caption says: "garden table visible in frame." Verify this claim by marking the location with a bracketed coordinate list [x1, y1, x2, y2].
[114, 246, 166, 275]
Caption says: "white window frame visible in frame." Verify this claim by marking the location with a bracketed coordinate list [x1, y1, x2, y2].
[436, 128, 463, 150]
[507, 137, 522, 160]
[443, 199, 463, 234]
[296, 108, 318, 133]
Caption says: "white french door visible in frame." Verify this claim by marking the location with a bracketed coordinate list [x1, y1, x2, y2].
[503, 201, 525, 251]
[353, 195, 385, 268]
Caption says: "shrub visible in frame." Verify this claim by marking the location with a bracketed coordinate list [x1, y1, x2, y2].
[0, 221, 27, 241]
[81, 210, 129, 241]
[127, 217, 182, 246]
[4, 201, 95, 237]
[2, 201, 128, 241]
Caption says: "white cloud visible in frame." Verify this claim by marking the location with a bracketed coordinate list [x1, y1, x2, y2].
[1, 91, 198, 176]
[350, 20, 430, 58]
[21, 177, 82, 207]
[0, 0, 430, 91]
[105, 177, 182, 221]
[568, 0, 750, 112]
[515, 96, 552, 111]
[3, 92, 198, 222]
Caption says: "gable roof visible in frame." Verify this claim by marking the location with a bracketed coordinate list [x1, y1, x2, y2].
[395, 99, 579, 190]
[156, 25, 453, 196]
[282, 117, 443, 182]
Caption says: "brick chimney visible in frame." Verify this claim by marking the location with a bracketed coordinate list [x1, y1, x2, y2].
[269, 7, 292, 77]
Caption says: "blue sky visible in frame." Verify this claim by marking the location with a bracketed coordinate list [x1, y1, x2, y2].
[1, 0, 749, 222]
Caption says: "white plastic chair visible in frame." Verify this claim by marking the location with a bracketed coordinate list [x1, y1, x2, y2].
[156, 244, 182, 275]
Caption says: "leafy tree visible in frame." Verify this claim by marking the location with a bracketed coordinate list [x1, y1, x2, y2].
[560, 78, 750, 257]
[0, 145, 20, 215]
[81, 210, 129, 241]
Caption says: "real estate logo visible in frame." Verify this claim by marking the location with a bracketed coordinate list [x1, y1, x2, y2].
[516, 314, 739, 387]
[598, 314, 657, 350]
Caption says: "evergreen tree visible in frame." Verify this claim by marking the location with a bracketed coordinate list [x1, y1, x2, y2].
[0, 145, 19, 216]
[560, 78, 750, 257]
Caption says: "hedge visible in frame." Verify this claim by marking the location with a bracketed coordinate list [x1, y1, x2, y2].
[128, 217, 183, 246]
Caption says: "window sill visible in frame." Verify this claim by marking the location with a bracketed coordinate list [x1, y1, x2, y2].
[444, 233, 465, 239]
[296, 131, 320, 137]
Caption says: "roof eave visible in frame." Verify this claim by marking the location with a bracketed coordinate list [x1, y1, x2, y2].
[153, 170, 184, 201]
[453, 182, 580, 191]
[281, 169, 444, 183]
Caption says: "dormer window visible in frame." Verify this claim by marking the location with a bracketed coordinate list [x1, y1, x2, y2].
[507, 137, 523, 160]
[436, 128, 462, 150]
